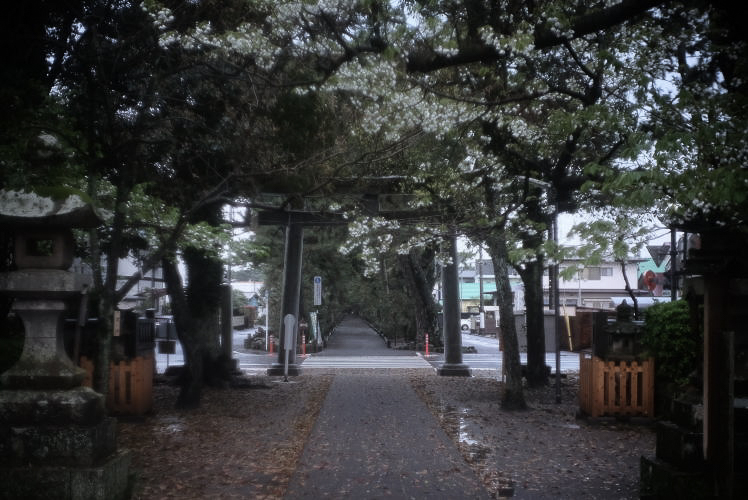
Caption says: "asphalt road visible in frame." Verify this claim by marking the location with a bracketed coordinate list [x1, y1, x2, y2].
[459, 333, 580, 373]
[154, 326, 580, 375]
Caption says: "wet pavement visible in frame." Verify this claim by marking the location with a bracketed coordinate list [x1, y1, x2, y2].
[156, 327, 274, 374]
[314, 319, 415, 357]
[284, 317, 492, 499]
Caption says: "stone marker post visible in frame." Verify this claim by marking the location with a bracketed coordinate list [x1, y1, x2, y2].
[0, 190, 131, 499]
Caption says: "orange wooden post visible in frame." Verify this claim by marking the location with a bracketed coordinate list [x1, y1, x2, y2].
[579, 356, 654, 418]
[79, 355, 153, 415]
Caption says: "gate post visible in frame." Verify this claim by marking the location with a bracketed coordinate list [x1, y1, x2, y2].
[268, 222, 303, 376]
[438, 228, 470, 376]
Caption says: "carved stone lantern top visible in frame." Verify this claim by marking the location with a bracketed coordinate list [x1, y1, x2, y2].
[616, 299, 633, 322]
[0, 189, 101, 270]
[0, 189, 101, 229]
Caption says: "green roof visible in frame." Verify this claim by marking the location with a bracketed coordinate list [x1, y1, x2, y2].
[458, 281, 521, 300]
[638, 258, 668, 277]
[459, 282, 496, 300]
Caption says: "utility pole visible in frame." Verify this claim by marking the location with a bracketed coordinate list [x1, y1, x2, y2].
[670, 227, 678, 301]
[478, 246, 485, 335]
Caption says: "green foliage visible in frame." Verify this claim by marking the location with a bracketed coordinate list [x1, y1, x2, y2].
[642, 300, 700, 388]
[232, 289, 249, 316]
[568, 210, 657, 271]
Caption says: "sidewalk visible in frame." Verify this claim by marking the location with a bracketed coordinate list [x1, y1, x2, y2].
[284, 317, 491, 499]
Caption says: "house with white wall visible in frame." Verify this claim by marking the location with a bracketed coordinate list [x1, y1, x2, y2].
[450, 256, 647, 316]
[548, 258, 648, 310]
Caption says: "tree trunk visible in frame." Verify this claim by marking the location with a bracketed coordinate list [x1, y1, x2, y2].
[162, 244, 229, 409]
[91, 181, 131, 395]
[162, 257, 201, 408]
[517, 259, 549, 387]
[620, 259, 640, 319]
[399, 246, 441, 346]
[485, 232, 526, 410]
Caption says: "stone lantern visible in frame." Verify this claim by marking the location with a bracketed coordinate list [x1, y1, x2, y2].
[0, 190, 130, 499]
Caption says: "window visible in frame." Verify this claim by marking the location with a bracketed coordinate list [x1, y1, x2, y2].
[584, 267, 601, 280]
[601, 267, 613, 277]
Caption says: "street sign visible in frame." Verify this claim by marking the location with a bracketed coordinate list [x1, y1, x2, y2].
[313, 276, 322, 306]
[647, 244, 670, 267]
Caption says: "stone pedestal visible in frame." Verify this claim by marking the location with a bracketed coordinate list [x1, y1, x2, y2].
[0, 388, 130, 499]
[0, 275, 87, 391]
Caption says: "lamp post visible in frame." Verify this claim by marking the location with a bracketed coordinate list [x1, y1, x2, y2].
[524, 177, 561, 403]
[265, 290, 269, 350]
[551, 193, 561, 404]
[478, 246, 485, 335]
[670, 226, 677, 302]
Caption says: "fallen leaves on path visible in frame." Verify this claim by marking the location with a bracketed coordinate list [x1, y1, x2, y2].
[118, 374, 332, 499]
[410, 374, 655, 499]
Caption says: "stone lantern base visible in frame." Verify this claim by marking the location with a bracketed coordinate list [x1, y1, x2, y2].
[0, 388, 132, 499]
[0, 451, 131, 500]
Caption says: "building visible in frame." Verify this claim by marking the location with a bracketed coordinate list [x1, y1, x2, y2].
[550, 258, 648, 310]
[453, 256, 649, 316]
[458, 260, 525, 313]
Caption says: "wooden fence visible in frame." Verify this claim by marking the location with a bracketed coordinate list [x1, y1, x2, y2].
[80, 356, 154, 415]
[579, 351, 655, 418]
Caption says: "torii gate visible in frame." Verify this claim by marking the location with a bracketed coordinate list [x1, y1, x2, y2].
[256, 203, 469, 377]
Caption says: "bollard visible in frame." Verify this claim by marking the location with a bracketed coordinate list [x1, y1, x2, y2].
[425, 333, 429, 356]
[269, 338, 274, 355]
[302, 334, 306, 356]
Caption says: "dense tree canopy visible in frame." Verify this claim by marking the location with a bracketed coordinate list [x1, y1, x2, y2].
[2, 0, 745, 408]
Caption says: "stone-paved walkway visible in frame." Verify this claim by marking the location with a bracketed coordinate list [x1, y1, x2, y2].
[284, 317, 491, 499]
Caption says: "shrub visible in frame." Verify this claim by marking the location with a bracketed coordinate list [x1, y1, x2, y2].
[641, 300, 700, 388]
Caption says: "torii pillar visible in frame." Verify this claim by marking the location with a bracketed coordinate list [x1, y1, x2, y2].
[438, 228, 470, 376]
[267, 222, 304, 376]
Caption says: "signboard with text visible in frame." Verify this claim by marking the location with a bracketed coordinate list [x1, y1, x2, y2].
[313, 276, 322, 306]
